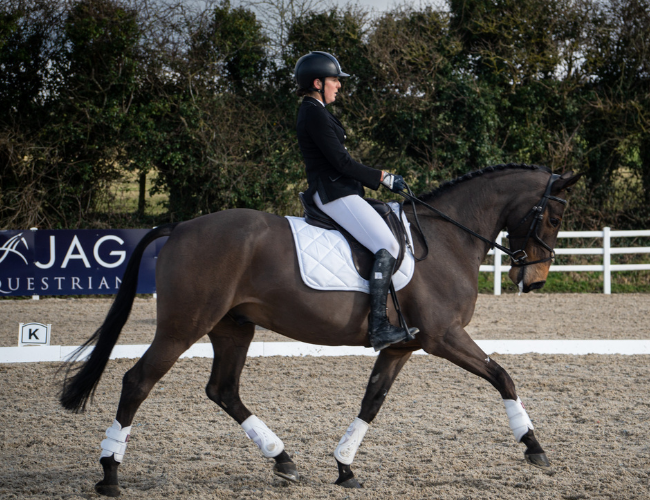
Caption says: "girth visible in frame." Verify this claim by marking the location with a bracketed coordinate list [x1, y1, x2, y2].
[298, 193, 407, 280]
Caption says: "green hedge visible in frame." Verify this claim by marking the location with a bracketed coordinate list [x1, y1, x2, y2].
[2, 0, 649, 230]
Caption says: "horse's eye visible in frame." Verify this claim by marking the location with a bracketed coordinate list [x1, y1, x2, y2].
[549, 217, 560, 227]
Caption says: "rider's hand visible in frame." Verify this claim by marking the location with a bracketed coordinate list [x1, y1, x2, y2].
[381, 172, 407, 193]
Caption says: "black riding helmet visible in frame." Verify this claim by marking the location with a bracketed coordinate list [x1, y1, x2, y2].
[294, 51, 350, 100]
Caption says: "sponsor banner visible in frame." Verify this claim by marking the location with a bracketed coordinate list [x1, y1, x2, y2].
[0, 229, 164, 297]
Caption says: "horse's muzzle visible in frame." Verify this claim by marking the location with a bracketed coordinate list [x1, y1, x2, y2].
[523, 281, 546, 293]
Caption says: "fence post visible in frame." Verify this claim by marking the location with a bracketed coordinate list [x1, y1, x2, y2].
[494, 232, 502, 295]
[603, 227, 611, 294]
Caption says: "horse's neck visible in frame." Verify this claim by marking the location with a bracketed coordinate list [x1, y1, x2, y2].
[413, 176, 513, 259]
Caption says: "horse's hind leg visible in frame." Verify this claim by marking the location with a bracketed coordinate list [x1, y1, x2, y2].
[205, 318, 299, 482]
[334, 348, 413, 488]
[96, 331, 204, 497]
[428, 325, 551, 470]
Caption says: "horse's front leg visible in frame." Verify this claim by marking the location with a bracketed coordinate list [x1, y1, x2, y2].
[427, 325, 551, 470]
[334, 348, 413, 488]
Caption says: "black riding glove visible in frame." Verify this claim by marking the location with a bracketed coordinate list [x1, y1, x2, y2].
[381, 173, 407, 193]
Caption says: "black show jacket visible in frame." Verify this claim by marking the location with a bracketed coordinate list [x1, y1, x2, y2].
[297, 96, 382, 204]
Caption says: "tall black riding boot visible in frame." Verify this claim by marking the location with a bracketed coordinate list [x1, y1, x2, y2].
[368, 249, 418, 351]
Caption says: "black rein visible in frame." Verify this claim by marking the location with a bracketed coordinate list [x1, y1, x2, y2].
[397, 173, 567, 268]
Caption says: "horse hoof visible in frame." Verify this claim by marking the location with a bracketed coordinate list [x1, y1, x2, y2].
[273, 462, 299, 482]
[95, 481, 121, 497]
[337, 477, 363, 488]
[525, 453, 554, 474]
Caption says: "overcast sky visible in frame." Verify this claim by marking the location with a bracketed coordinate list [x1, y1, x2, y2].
[300, 0, 443, 13]
[335, 0, 398, 10]
[189, 0, 444, 16]
[232, 0, 444, 15]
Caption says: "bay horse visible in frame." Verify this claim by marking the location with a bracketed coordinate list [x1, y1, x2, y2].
[60, 163, 581, 496]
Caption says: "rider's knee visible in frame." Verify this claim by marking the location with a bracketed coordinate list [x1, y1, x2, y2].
[385, 238, 400, 260]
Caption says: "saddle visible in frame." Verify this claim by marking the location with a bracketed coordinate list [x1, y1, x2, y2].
[298, 193, 408, 280]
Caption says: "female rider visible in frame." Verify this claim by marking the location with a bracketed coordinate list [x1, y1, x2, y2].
[294, 51, 418, 351]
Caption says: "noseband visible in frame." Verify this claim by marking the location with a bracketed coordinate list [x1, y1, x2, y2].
[399, 173, 567, 268]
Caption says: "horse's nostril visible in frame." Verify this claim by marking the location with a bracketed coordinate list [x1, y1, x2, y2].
[524, 281, 546, 293]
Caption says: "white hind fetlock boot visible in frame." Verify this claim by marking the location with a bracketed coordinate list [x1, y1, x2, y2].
[100, 420, 132, 463]
[334, 417, 369, 465]
[241, 415, 284, 458]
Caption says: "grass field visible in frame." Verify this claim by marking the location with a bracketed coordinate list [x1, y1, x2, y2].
[478, 242, 650, 293]
[478, 270, 650, 293]
[108, 170, 168, 216]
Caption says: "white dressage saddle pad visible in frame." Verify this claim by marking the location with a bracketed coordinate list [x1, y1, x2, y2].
[286, 202, 416, 293]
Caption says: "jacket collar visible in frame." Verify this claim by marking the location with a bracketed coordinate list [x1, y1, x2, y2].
[302, 96, 344, 129]
[303, 96, 325, 107]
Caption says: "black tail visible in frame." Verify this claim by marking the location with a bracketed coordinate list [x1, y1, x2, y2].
[59, 223, 179, 413]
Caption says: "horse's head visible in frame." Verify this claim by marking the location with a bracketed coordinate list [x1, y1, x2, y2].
[506, 171, 582, 293]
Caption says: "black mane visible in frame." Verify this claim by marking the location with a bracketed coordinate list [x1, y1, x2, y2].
[417, 163, 551, 202]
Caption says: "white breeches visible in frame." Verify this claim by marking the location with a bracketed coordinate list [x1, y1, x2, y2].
[314, 192, 400, 259]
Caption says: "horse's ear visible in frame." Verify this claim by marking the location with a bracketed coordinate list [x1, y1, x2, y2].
[551, 171, 583, 195]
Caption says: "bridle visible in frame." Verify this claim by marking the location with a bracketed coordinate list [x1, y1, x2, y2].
[506, 173, 567, 267]
[399, 172, 567, 268]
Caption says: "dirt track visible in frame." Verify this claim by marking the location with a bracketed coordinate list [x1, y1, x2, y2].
[1, 293, 649, 346]
[1, 294, 649, 499]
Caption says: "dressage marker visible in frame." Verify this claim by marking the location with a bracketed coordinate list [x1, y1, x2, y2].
[17, 322, 51, 346]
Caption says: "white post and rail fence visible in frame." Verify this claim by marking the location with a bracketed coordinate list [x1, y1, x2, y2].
[1, 227, 647, 298]
[481, 228, 650, 295]
[2, 227, 649, 363]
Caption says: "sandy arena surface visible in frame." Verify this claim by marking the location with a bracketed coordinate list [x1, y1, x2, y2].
[0, 294, 649, 499]
[1, 293, 649, 346]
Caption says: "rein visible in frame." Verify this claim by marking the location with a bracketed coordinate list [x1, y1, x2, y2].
[398, 173, 567, 267]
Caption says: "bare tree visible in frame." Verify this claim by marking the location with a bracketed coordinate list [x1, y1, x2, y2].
[238, 0, 324, 57]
